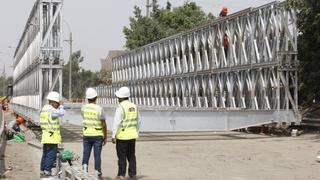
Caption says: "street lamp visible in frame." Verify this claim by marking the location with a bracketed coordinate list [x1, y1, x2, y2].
[63, 19, 73, 101]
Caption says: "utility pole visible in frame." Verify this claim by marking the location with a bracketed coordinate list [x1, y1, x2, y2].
[146, 0, 156, 17]
[146, 0, 151, 17]
[63, 20, 73, 101]
[8, 46, 16, 71]
[68, 32, 73, 101]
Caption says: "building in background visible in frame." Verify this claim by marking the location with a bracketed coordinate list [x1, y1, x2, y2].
[100, 50, 127, 72]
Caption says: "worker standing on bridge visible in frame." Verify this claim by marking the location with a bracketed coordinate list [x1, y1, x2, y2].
[219, 7, 229, 55]
[81, 87, 107, 179]
[40, 91, 65, 178]
[219, 6, 228, 17]
[112, 86, 141, 180]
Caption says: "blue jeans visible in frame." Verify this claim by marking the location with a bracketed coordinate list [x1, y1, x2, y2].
[40, 144, 58, 173]
[82, 136, 104, 175]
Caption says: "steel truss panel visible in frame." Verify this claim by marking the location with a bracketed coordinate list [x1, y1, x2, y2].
[95, 1, 300, 129]
[11, 0, 63, 118]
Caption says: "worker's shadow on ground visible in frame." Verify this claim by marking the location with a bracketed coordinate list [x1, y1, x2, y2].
[60, 126, 83, 143]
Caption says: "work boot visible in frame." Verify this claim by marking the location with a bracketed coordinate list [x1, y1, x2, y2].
[40, 171, 51, 178]
[97, 171, 103, 180]
[40, 171, 45, 178]
[113, 176, 125, 180]
[128, 175, 137, 180]
[98, 175, 104, 180]
[82, 164, 88, 172]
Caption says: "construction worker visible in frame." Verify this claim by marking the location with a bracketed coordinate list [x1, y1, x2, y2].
[40, 91, 65, 178]
[5, 116, 23, 139]
[219, 6, 228, 17]
[223, 33, 229, 54]
[81, 87, 107, 179]
[112, 86, 141, 180]
[219, 7, 229, 54]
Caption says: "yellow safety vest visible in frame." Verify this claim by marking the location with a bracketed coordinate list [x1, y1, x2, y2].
[81, 103, 104, 136]
[40, 104, 61, 144]
[116, 101, 139, 140]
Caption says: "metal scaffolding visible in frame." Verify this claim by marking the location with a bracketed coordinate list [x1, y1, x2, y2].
[10, 0, 63, 120]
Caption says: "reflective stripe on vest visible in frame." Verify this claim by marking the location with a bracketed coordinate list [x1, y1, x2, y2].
[81, 103, 104, 136]
[116, 101, 139, 140]
[40, 104, 61, 144]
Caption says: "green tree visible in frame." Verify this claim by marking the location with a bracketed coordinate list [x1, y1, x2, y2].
[0, 76, 12, 96]
[123, 1, 215, 50]
[63, 50, 99, 100]
[98, 69, 112, 85]
[287, 0, 320, 105]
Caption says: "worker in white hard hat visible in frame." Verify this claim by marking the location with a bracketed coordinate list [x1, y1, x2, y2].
[112, 86, 141, 180]
[40, 91, 65, 178]
[81, 87, 107, 179]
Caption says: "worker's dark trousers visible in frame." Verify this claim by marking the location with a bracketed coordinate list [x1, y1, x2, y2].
[116, 139, 136, 177]
[82, 136, 104, 175]
[40, 144, 58, 173]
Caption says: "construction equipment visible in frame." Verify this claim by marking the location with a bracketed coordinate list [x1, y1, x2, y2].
[9, 132, 25, 142]
[0, 96, 9, 111]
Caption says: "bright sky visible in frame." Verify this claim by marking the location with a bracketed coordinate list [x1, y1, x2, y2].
[0, 0, 275, 75]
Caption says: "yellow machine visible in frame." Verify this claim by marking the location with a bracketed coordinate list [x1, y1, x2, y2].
[0, 96, 9, 111]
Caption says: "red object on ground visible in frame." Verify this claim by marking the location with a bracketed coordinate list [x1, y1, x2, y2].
[17, 116, 23, 125]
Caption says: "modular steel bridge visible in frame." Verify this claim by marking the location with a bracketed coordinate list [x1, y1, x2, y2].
[10, 1, 299, 131]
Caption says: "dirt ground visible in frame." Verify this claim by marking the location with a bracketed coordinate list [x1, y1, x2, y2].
[0, 112, 38, 179]
[63, 133, 320, 180]
[1, 111, 320, 180]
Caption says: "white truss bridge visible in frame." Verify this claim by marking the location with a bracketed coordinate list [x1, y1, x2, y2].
[10, 1, 299, 131]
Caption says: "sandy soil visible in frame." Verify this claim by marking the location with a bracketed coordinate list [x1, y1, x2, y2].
[0, 112, 38, 179]
[1, 111, 320, 180]
[63, 133, 320, 180]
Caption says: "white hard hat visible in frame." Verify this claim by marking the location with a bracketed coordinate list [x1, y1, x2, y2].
[86, 87, 98, 99]
[47, 91, 60, 102]
[115, 86, 130, 98]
